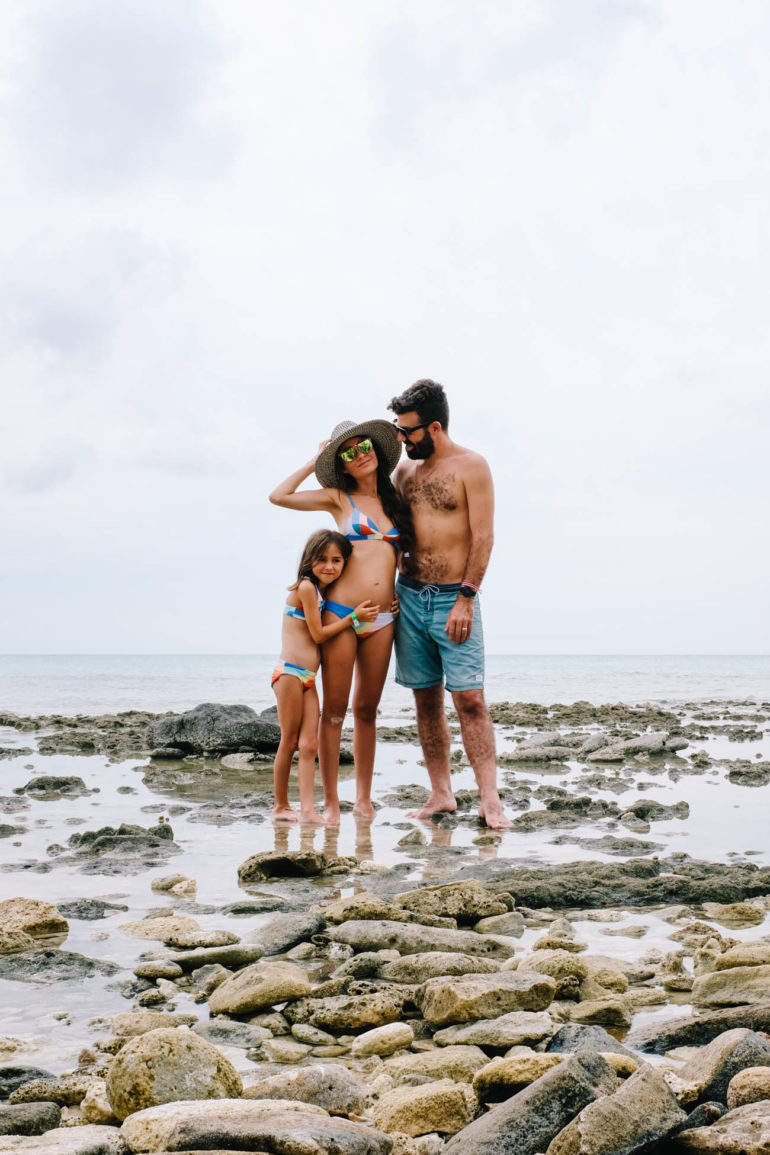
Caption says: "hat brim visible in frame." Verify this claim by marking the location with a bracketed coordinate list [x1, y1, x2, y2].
[314, 420, 401, 489]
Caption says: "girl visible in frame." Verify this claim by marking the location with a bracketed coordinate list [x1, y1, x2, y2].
[272, 528, 378, 824]
[269, 418, 411, 824]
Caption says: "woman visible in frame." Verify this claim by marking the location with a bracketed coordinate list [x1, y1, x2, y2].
[269, 418, 408, 824]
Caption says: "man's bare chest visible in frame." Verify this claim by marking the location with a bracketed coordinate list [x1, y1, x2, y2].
[404, 471, 462, 512]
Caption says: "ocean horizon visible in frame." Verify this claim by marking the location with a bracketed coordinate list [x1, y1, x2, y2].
[1, 653, 768, 719]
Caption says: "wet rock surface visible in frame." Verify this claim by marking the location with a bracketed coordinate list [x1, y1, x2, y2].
[0, 695, 769, 1153]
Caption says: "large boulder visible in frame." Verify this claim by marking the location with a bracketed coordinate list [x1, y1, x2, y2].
[208, 960, 312, 1016]
[384, 1046, 490, 1083]
[545, 1063, 686, 1153]
[434, 1010, 554, 1049]
[380, 953, 502, 984]
[242, 1064, 366, 1116]
[0, 1125, 128, 1151]
[374, 1079, 478, 1137]
[327, 920, 516, 960]
[727, 1066, 770, 1109]
[393, 881, 509, 923]
[419, 971, 556, 1025]
[146, 703, 280, 754]
[443, 1051, 617, 1155]
[692, 965, 770, 1008]
[118, 1099, 391, 1154]
[675, 1029, 770, 1104]
[105, 1026, 242, 1120]
[0, 899, 68, 940]
[674, 1101, 770, 1152]
[625, 1003, 770, 1054]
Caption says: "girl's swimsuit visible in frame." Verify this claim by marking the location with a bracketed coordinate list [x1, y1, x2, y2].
[327, 495, 399, 636]
[274, 586, 324, 688]
[271, 660, 316, 691]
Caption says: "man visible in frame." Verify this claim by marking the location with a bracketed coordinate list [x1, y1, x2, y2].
[388, 379, 510, 829]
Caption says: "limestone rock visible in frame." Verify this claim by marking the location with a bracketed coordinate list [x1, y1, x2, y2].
[119, 1098, 390, 1154]
[323, 892, 412, 924]
[385, 1045, 490, 1083]
[9, 1075, 101, 1106]
[419, 971, 555, 1026]
[714, 943, 770, 970]
[693, 965, 770, 1008]
[111, 1011, 196, 1037]
[117, 915, 200, 941]
[374, 1079, 478, 1137]
[545, 1063, 685, 1154]
[443, 1051, 617, 1155]
[352, 1023, 415, 1057]
[0, 1101, 61, 1135]
[727, 1066, 770, 1109]
[394, 881, 508, 922]
[676, 1029, 770, 1104]
[238, 849, 328, 882]
[674, 1100, 770, 1152]
[0, 1124, 129, 1152]
[381, 953, 502, 984]
[105, 1026, 242, 1120]
[247, 911, 326, 955]
[0, 899, 68, 940]
[569, 998, 631, 1028]
[291, 990, 406, 1032]
[328, 920, 516, 960]
[145, 702, 280, 755]
[0, 931, 37, 956]
[433, 1010, 554, 1049]
[625, 1003, 770, 1054]
[242, 1064, 366, 1115]
[473, 1054, 563, 1102]
[208, 959, 311, 1015]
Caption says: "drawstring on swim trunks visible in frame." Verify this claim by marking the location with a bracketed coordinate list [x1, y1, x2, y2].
[417, 584, 441, 602]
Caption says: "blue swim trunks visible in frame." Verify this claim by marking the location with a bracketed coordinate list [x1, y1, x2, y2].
[395, 575, 485, 692]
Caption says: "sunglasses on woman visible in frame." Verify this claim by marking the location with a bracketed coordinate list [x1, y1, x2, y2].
[338, 438, 374, 463]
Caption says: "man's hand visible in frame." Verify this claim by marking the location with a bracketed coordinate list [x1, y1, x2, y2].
[445, 596, 474, 644]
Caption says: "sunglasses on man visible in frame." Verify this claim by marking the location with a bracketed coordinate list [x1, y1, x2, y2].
[338, 438, 374, 463]
[392, 420, 431, 438]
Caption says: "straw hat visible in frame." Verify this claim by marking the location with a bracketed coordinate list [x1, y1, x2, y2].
[314, 419, 401, 488]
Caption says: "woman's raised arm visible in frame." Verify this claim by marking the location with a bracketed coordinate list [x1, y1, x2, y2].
[268, 449, 340, 513]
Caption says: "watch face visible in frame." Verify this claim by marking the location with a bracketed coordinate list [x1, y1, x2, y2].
[459, 586, 476, 597]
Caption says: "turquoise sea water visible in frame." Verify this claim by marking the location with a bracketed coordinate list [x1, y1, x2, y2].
[0, 653, 767, 717]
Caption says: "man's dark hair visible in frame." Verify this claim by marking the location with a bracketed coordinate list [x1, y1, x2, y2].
[388, 379, 449, 430]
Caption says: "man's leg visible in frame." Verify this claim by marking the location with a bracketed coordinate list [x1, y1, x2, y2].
[407, 683, 457, 818]
[451, 689, 511, 829]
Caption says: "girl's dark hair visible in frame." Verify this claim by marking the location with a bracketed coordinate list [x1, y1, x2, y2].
[338, 437, 415, 569]
[290, 529, 352, 590]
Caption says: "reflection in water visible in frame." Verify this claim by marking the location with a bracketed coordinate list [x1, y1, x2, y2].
[269, 815, 375, 865]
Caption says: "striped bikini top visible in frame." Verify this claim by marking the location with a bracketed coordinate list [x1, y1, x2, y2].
[284, 586, 325, 621]
[341, 493, 399, 547]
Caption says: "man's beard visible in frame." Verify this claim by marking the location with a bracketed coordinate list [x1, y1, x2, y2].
[405, 429, 435, 460]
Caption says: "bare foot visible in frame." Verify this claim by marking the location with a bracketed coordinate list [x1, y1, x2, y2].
[323, 804, 341, 826]
[352, 800, 375, 820]
[479, 798, 512, 829]
[407, 792, 457, 820]
[299, 809, 326, 826]
[272, 806, 299, 823]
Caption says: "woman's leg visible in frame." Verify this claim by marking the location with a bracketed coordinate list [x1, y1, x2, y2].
[351, 624, 393, 819]
[296, 687, 323, 824]
[319, 626, 357, 825]
[272, 676, 304, 821]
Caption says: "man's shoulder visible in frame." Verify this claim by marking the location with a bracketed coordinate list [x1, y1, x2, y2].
[448, 443, 491, 478]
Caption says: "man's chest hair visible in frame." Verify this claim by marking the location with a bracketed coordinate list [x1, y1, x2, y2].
[404, 471, 459, 511]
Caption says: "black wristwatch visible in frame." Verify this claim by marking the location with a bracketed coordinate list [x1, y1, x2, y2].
[458, 585, 477, 598]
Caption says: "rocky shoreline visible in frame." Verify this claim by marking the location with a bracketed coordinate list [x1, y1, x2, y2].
[1, 698, 769, 1152]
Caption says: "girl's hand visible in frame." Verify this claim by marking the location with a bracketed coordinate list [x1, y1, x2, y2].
[354, 600, 379, 623]
[390, 593, 400, 616]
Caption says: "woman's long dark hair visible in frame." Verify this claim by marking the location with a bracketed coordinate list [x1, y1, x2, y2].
[337, 438, 415, 569]
[289, 529, 352, 591]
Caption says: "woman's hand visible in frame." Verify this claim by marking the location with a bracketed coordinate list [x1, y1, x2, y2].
[354, 600, 379, 623]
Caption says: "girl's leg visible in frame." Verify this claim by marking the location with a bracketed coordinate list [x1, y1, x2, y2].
[319, 626, 357, 825]
[296, 687, 324, 824]
[272, 676, 304, 821]
[351, 624, 393, 819]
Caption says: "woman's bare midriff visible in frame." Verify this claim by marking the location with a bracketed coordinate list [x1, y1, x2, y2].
[324, 541, 396, 610]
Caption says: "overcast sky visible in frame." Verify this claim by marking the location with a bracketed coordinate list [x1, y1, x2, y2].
[1, 0, 768, 655]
